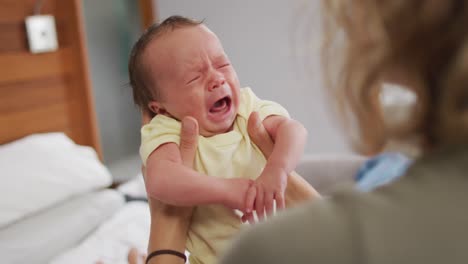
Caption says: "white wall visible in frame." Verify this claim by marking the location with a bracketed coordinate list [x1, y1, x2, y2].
[156, 0, 350, 154]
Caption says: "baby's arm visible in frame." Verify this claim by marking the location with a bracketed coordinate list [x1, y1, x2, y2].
[146, 143, 256, 212]
[255, 115, 307, 216]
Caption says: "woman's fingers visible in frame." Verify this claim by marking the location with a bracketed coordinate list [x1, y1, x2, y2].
[241, 212, 255, 224]
[247, 111, 274, 157]
[265, 192, 274, 216]
[179, 116, 199, 168]
[255, 185, 265, 220]
[245, 181, 257, 213]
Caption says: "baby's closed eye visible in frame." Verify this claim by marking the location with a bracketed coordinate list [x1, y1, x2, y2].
[187, 75, 201, 84]
[217, 63, 230, 69]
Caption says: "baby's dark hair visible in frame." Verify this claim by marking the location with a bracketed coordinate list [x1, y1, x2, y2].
[128, 15, 203, 110]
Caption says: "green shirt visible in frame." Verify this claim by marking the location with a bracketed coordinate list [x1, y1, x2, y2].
[221, 146, 468, 264]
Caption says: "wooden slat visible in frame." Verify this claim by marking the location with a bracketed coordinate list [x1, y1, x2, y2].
[0, 0, 57, 23]
[139, 0, 156, 29]
[0, 102, 70, 144]
[0, 0, 103, 159]
[66, 99, 97, 148]
[66, 0, 103, 158]
[0, 21, 70, 53]
[0, 75, 69, 113]
[0, 47, 72, 86]
[0, 22, 28, 53]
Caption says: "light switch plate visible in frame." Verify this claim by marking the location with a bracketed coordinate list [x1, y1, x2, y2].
[25, 15, 58, 54]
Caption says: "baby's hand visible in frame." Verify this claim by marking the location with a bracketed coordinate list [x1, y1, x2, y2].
[224, 178, 256, 213]
[255, 165, 288, 219]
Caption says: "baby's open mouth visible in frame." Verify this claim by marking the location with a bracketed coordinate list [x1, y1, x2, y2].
[209, 96, 232, 113]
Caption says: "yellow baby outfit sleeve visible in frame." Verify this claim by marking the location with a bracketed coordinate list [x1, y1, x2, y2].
[139, 87, 289, 264]
[140, 114, 182, 166]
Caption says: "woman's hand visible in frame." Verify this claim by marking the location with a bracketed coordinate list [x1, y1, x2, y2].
[142, 110, 199, 264]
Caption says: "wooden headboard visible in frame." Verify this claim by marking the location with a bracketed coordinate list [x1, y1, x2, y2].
[0, 0, 102, 158]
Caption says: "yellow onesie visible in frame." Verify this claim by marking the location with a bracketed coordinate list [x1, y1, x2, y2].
[140, 87, 289, 264]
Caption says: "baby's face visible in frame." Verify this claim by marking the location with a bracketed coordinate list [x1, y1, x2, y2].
[145, 25, 241, 137]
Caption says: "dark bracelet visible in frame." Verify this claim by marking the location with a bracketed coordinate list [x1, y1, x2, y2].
[146, 249, 187, 264]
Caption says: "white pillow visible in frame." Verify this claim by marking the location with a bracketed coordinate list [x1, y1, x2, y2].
[0, 189, 124, 264]
[0, 133, 112, 227]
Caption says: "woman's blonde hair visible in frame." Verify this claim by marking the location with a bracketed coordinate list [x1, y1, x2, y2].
[322, 0, 468, 155]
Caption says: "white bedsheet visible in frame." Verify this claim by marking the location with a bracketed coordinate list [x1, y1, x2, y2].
[50, 201, 150, 264]
[117, 173, 146, 198]
[0, 190, 124, 264]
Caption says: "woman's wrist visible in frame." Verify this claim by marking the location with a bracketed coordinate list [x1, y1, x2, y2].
[147, 199, 192, 251]
[146, 250, 187, 264]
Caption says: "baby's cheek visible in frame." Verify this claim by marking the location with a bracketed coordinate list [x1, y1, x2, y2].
[232, 94, 241, 112]
[183, 95, 204, 110]
[186, 103, 206, 121]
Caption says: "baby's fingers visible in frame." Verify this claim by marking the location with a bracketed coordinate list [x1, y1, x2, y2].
[245, 182, 256, 213]
[255, 185, 265, 220]
[265, 192, 275, 216]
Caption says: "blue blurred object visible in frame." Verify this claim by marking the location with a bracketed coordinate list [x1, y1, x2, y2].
[355, 153, 412, 192]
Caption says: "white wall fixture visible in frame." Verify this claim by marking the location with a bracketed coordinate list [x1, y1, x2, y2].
[25, 15, 58, 54]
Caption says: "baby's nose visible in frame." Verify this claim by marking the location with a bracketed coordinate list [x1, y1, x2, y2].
[209, 78, 226, 91]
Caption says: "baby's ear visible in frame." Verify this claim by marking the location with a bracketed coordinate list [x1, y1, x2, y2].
[148, 101, 166, 115]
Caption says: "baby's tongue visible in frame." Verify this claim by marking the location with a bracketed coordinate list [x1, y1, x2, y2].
[210, 98, 226, 113]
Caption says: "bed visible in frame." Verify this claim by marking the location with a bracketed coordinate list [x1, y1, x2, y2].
[0, 132, 153, 264]
[0, 131, 219, 264]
